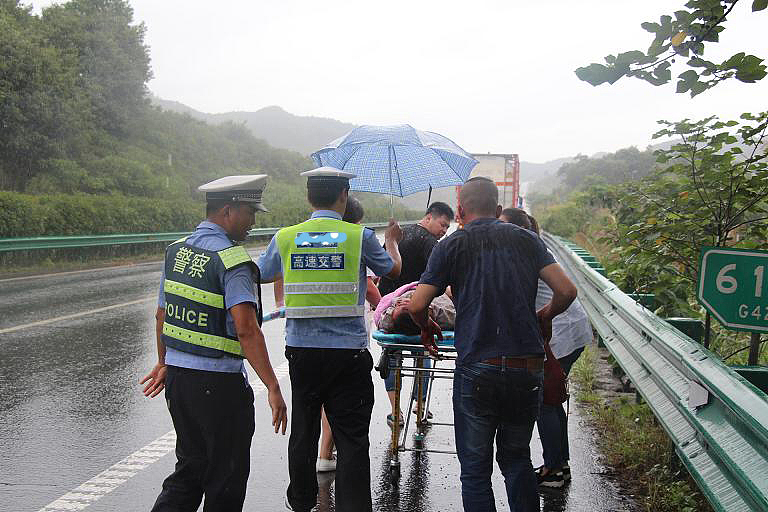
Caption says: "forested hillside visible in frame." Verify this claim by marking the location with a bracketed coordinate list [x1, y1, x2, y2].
[1, 0, 307, 192]
[152, 99, 357, 156]
[0, 0, 413, 238]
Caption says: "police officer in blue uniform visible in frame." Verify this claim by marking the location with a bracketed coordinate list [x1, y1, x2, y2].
[258, 167, 403, 512]
[141, 174, 288, 512]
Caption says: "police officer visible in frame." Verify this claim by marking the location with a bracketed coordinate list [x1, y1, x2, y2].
[141, 175, 288, 512]
[258, 167, 403, 512]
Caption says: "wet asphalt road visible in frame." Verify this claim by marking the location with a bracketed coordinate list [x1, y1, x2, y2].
[0, 251, 634, 512]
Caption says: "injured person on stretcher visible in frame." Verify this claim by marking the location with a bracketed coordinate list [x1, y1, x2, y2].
[374, 281, 455, 427]
[374, 281, 455, 334]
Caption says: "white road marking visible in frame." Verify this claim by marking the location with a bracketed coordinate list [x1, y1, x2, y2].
[37, 362, 291, 512]
[0, 261, 163, 283]
[0, 297, 156, 335]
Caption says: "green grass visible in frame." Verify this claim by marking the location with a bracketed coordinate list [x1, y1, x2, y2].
[572, 345, 711, 512]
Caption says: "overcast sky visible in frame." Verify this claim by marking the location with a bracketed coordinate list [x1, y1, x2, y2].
[32, 0, 767, 162]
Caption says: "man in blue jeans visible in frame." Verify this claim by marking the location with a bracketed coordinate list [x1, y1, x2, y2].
[408, 177, 577, 511]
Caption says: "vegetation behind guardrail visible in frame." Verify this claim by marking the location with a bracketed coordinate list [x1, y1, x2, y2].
[0, 188, 418, 238]
[545, 232, 768, 512]
[0, 221, 416, 272]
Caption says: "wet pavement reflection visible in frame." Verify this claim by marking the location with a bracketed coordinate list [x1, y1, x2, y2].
[1, 256, 635, 512]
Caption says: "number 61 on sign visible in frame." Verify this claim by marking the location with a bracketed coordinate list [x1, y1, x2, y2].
[698, 247, 768, 333]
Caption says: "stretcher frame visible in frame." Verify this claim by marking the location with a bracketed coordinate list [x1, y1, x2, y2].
[373, 330, 457, 480]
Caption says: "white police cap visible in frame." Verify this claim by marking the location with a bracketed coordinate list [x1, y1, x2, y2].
[198, 174, 269, 212]
[300, 167, 357, 180]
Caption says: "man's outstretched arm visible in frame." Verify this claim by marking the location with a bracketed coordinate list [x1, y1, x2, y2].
[408, 283, 443, 357]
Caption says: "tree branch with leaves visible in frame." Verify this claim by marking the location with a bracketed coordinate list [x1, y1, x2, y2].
[575, 0, 767, 97]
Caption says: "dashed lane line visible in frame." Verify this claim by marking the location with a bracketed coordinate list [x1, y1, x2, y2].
[0, 261, 163, 283]
[37, 362, 291, 512]
[0, 297, 156, 335]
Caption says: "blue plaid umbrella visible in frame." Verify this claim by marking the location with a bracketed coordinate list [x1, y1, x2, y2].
[311, 125, 477, 200]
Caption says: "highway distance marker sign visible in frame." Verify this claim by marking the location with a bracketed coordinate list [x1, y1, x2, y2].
[698, 247, 768, 333]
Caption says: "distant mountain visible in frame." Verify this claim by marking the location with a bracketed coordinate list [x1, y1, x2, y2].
[519, 157, 575, 183]
[152, 97, 355, 155]
[151, 96, 671, 204]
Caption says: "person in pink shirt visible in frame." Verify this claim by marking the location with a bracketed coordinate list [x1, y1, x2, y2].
[375, 281, 455, 425]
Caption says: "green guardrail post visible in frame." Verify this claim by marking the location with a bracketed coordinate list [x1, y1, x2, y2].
[665, 317, 705, 343]
[730, 366, 768, 395]
[0, 221, 418, 253]
[628, 293, 656, 310]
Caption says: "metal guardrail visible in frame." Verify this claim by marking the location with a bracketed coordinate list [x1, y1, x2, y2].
[544, 232, 768, 512]
[0, 222, 412, 252]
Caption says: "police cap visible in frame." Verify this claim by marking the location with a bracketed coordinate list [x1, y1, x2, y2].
[301, 167, 356, 187]
[198, 174, 269, 212]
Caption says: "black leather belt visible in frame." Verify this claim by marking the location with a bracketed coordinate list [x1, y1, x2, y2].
[480, 356, 544, 371]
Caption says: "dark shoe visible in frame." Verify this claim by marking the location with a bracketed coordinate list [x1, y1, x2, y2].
[386, 413, 404, 428]
[536, 467, 565, 489]
[412, 408, 434, 420]
[562, 462, 571, 481]
[285, 497, 318, 512]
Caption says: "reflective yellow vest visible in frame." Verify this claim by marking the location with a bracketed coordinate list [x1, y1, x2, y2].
[276, 217, 364, 318]
[162, 238, 262, 358]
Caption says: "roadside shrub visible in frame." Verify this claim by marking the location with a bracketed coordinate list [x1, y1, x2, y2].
[0, 191, 201, 237]
[0, 189, 420, 238]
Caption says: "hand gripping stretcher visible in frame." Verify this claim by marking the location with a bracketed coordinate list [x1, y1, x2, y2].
[373, 330, 457, 480]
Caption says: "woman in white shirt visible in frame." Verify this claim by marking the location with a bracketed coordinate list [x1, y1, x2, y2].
[500, 208, 592, 489]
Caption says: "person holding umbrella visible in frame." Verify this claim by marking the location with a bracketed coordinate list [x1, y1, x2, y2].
[257, 167, 403, 512]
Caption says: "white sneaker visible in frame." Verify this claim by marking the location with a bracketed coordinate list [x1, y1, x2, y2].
[316, 455, 337, 472]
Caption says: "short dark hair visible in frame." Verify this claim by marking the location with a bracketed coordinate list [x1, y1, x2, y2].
[206, 200, 228, 216]
[206, 200, 251, 216]
[459, 177, 498, 216]
[527, 214, 541, 235]
[426, 201, 454, 220]
[391, 308, 421, 335]
[307, 181, 349, 208]
[343, 196, 365, 223]
[500, 207, 531, 230]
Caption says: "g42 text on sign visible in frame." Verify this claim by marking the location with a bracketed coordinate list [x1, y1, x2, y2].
[698, 247, 768, 333]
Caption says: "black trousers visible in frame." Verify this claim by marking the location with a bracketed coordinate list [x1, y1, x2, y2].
[285, 347, 375, 512]
[151, 366, 255, 512]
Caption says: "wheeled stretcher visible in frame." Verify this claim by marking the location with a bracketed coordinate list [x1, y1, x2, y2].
[373, 330, 457, 480]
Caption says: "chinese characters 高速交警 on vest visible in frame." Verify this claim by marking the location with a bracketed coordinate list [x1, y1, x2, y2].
[276, 218, 364, 319]
[161, 239, 262, 358]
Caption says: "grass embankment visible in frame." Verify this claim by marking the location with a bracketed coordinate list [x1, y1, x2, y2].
[571, 345, 712, 512]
